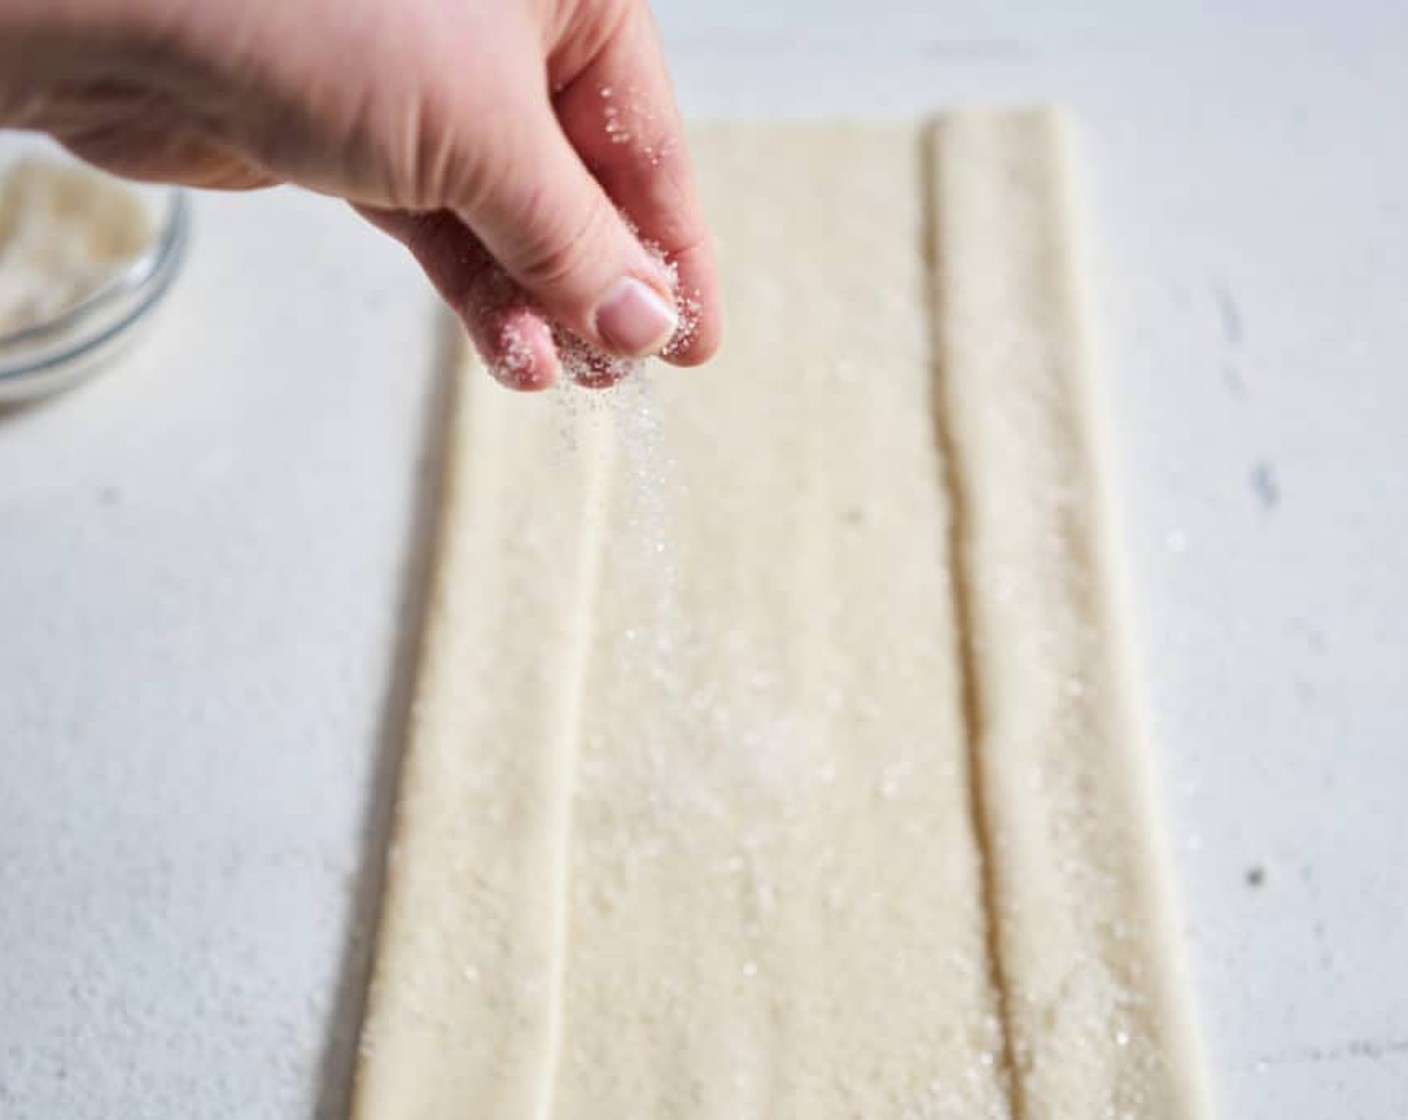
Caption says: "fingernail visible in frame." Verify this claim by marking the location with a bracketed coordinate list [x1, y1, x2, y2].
[595, 277, 678, 358]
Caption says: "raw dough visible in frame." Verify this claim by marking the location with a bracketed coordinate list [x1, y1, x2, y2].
[353, 111, 1210, 1119]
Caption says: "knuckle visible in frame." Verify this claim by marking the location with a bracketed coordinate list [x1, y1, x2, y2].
[509, 193, 609, 293]
[402, 82, 476, 208]
[552, 0, 634, 61]
[402, 210, 452, 262]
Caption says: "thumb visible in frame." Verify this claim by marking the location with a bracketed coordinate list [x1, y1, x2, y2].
[450, 90, 679, 361]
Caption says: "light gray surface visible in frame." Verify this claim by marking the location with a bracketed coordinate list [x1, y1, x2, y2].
[2, 4, 1406, 1118]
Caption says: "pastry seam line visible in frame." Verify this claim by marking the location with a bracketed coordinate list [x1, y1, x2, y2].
[919, 119, 1024, 1120]
[532, 429, 615, 1120]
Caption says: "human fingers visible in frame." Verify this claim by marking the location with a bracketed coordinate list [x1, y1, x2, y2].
[552, 2, 721, 366]
[441, 62, 680, 363]
[357, 206, 559, 391]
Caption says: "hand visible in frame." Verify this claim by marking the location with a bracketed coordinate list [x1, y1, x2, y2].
[0, 0, 721, 388]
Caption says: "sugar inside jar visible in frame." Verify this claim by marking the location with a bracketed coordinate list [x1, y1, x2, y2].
[0, 158, 157, 333]
[0, 135, 188, 403]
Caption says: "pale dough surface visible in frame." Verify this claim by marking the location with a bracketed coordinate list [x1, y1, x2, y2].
[353, 111, 1210, 1119]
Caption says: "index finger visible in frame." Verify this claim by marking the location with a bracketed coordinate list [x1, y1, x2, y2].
[551, 4, 721, 367]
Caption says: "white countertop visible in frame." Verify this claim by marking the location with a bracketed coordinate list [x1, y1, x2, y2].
[3, 4, 1406, 1117]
